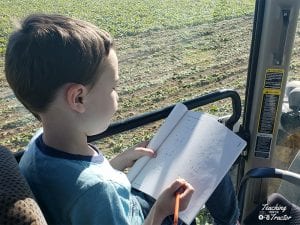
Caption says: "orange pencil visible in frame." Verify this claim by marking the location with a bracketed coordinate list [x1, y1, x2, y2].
[173, 191, 180, 225]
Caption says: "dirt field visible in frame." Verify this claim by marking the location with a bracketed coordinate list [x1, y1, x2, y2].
[1, 15, 300, 155]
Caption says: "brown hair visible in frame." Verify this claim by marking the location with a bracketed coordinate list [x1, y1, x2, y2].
[5, 14, 113, 118]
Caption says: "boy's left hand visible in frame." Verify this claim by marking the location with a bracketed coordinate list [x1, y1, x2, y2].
[109, 141, 156, 171]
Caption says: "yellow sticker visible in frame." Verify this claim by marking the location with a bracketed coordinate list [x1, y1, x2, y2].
[263, 88, 281, 95]
[266, 68, 284, 74]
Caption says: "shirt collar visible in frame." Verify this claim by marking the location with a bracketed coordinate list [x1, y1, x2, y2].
[36, 134, 104, 163]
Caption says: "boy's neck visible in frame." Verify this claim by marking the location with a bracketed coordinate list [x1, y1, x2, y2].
[42, 130, 97, 156]
[41, 117, 97, 157]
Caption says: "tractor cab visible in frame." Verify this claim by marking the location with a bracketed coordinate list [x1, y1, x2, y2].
[1, 0, 300, 224]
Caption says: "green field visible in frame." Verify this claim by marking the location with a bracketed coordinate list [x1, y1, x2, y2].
[0, 0, 255, 52]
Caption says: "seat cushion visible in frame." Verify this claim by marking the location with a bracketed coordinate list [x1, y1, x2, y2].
[0, 146, 47, 225]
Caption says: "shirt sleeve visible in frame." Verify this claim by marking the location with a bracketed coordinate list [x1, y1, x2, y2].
[68, 181, 139, 225]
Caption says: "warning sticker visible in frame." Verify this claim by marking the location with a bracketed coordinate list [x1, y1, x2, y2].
[255, 135, 272, 158]
[258, 93, 279, 134]
[255, 69, 284, 158]
[264, 69, 284, 89]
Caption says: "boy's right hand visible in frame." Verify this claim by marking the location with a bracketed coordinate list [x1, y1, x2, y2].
[144, 178, 194, 225]
[155, 178, 194, 218]
[158, 178, 194, 213]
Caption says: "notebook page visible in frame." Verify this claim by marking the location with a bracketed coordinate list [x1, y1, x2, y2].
[127, 103, 187, 182]
[130, 111, 246, 224]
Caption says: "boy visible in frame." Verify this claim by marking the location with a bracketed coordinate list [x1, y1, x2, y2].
[5, 14, 238, 225]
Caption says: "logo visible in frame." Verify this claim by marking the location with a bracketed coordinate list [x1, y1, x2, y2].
[257, 203, 292, 221]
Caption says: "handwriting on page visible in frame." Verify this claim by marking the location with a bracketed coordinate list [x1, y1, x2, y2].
[134, 112, 216, 196]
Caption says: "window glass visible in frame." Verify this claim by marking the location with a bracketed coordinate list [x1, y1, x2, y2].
[275, 15, 300, 171]
[271, 16, 300, 205]
[0, 0, 255, 154]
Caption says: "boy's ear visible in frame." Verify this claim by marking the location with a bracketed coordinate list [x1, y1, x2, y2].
[65, 83, 88, 113]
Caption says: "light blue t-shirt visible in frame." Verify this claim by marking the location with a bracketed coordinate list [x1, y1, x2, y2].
[19, 135, 144, 225]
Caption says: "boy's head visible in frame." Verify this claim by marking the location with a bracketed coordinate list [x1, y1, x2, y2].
[5, 14, 114, 119]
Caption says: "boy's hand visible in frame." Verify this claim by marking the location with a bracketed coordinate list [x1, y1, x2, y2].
[144, 178, 194, 225]
[109, 141, 156, 171]
[155, 178, 194, 215]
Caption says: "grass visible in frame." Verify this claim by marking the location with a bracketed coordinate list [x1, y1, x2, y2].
[0, 0, 255, 54]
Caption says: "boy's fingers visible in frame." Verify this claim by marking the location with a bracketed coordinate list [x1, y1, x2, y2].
[134, 147, 156, 158]
[178, 182, 194, 210]
[169, 179, 194, 203]
[169, 179, 187, 192]
[179, 182, 194, 198]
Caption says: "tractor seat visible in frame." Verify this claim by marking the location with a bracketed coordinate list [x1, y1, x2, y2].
[0, 146, 47, 225]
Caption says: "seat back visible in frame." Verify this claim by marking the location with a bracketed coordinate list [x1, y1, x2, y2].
[0, 146, 47, 225]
